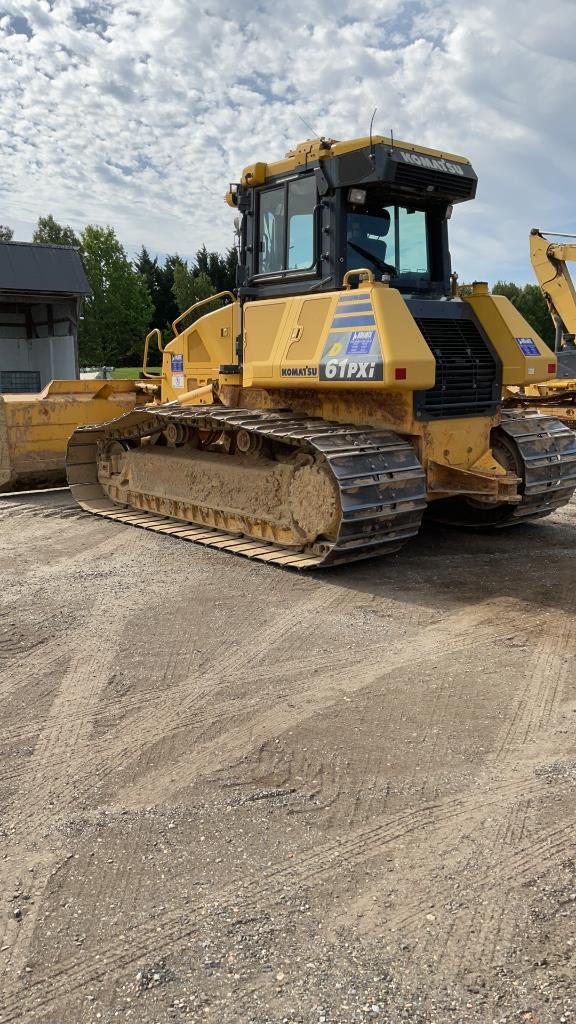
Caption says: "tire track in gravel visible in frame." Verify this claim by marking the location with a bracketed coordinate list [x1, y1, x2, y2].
[349, 782, 572, 951]
[0, 639, 399, 752]
[406, 818, 572, 974]
[339, 589, 576, 972]
[0, 523, 223, 985]
[5, 582, 356, 810]
[0, 546, 156, 984]
[490, 596, 576, 762]
[0, 503, 152, 702]
[348, 621, 576, 972]
[421, 583, 576, 972]
[0, 588, 430, 749]
[5, 558, 195, 837]
[117, 596, 533, 808]
[424, 585, 573, 966]
[2, 572, 336, 832]
[1, 771, 559, 1022]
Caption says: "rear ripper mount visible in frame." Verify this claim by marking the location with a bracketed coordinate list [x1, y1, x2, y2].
[67, 405, 576, 569]
[428, 412, 576, 527]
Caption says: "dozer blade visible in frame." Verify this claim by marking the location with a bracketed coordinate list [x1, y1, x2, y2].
[0, 379, 138, 493]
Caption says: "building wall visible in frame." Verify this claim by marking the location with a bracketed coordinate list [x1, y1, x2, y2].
[0, 336, 76, 390]
[0, 300, 78, 390]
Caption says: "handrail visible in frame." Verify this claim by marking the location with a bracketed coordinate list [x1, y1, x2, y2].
[172, 290, 236, 336]
[141, 328, 164, 378]
[342, 268, 375, 289]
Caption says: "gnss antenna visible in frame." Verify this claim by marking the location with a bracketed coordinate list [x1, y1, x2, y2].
[369, 108, 377, 159]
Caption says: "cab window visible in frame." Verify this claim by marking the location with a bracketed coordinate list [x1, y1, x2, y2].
[287, 176, 316, 270]
[259, 187, 284, 274]
[346, 202, 429, 278]
[258, 176, 316, 274]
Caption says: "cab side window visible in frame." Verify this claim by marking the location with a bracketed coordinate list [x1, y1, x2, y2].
[259, 187, 285, 274]
[287, 176, 316, 270]
[257, 176, 316, 275]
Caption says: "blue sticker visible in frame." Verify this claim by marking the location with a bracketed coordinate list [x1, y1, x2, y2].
[516, 337, 540, 357]
[330, 315, 376, 329]
[171, 353, 184, 372]
[335, 303, 373, 314]
[347, 330, 377, 355]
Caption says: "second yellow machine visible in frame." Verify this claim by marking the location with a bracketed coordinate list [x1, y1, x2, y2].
[67, 135, 576, 568]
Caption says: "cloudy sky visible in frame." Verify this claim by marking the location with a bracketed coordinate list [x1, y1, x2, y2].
[1, 0, 575, 283]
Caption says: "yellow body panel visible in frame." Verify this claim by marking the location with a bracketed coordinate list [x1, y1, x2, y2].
[161, 303, 239, 401]
[242, 283, 436, 390]
[463, 287, 555, 385]
[157, 278, 558, 498]
[171, 283, 437, 394]
[0, 379, 137, 491]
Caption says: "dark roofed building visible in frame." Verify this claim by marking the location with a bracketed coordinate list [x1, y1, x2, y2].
[0, 241, 91, 392]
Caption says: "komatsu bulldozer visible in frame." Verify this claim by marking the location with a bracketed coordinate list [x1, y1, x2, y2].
[505, 229, 576, 428]
[66, 136, 576, 568]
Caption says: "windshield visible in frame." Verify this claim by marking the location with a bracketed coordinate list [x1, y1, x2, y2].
[346, 203, 429, 279]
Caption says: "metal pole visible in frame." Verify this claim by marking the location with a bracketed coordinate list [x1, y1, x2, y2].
[554, 315, 563, 353]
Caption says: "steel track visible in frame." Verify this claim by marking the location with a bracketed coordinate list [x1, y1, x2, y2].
[66, 404, 428, 569]
[496, 412, 576, 521]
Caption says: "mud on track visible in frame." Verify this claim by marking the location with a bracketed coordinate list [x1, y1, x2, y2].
[0, 488, 575, 1023]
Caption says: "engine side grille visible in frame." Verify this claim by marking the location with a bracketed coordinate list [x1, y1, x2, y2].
[415, 316, 500, 419]
[394, 163, 475, 200]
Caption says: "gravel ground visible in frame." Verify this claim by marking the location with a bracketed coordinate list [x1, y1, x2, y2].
[0, 488, 575, 1024]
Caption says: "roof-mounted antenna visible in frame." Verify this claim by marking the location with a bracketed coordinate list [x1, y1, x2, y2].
[369, 107, 377, 160]
[390, 128, 394, 150]
[297, 113, 320, 139]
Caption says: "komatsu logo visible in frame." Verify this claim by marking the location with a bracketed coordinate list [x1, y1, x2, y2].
[400, 151, 464, 177]
[325, 359, 377, 380]
[281, 366, 318, 377]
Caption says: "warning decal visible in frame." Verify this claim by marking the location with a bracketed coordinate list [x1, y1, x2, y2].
[516, 337, 540, 357]
[319, 328, 383, 382]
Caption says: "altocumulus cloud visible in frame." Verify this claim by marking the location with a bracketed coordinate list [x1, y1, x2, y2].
[1, 0, 575, 282]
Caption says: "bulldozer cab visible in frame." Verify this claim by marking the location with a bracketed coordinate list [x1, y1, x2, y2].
[231, 136, 478, 302]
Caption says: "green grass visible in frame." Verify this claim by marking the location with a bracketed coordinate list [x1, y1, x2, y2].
[112, 366, 161, 379]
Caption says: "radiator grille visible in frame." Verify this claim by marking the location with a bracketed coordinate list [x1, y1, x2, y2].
[415, 317, 499, 418]
[394, 163, 475, 200]
[0, 370, 41, 393]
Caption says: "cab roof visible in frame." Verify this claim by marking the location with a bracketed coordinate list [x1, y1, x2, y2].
[240, 134, 471, 188]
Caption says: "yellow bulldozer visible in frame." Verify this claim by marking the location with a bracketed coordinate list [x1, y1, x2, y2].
[66, 135, 576, 569]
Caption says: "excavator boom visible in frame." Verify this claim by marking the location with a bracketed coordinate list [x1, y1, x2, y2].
[505, 230, 576, 429]
[529, 229, 576, 345]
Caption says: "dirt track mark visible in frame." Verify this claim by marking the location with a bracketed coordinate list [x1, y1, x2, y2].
[118, 596, 538, 807]
[490, 598, 576, 762]
[426, 817, 573, 975]
[0, 524, 213, 982]
[2, 769, 563, 1023]
[11, 582, 348, 811]
[327, 772, 573, 969]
